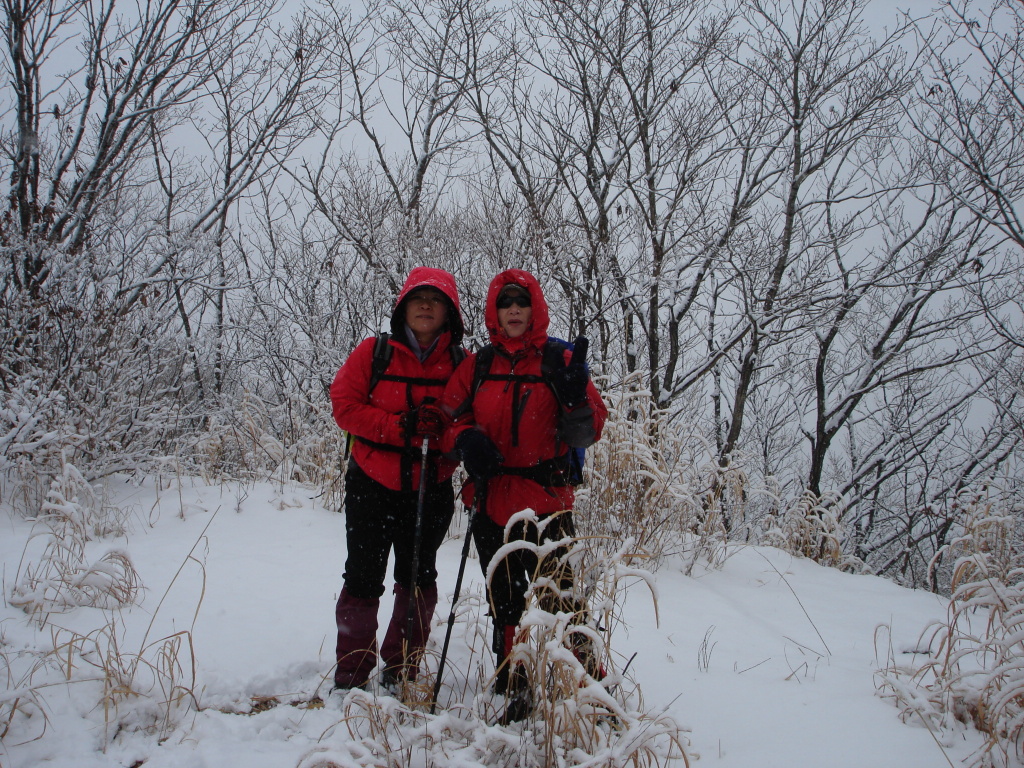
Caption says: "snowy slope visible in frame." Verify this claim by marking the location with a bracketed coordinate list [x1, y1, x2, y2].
[1, 477, 981, 767]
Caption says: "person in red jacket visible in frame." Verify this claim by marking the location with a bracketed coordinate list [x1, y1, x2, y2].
[440, 269, 607, 720]
[329, 267, 465, 691]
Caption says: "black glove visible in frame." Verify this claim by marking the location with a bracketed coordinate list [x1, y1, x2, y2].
[401, 403, 446, 439]
[548, 336, 590, 409]
[456, 429, 504, 482]
[558, 404, 597, 448]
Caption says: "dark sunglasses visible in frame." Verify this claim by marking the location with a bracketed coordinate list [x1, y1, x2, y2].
[496, 293, 531, 309]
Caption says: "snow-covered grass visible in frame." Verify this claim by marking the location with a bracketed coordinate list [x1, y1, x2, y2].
[0, 473, 989, 767]
[878, 506, 1024, 768]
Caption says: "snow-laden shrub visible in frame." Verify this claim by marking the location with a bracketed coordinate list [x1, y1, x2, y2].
[478, 525, 688, 768]
[195, 393, 283, 480]
[1, 261, 200, 502]
[9, 459, 139, 624]
[305, 683, 689, 768]
[575, 376, 716, 572]
[194, 390, 344, 491]
[759, 490, 863, 571]
[577, 375, 780, 574]
[876, 497, 1024, 768]
[0, 381, 81, 518]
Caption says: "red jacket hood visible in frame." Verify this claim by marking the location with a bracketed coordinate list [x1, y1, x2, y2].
[391, 266, 465, 344]
[484, 269, 550, 354]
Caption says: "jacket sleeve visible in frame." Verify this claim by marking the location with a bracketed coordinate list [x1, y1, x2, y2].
[329, 338, 405, 446]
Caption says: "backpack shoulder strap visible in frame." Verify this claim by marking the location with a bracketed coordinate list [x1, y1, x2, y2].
[450, 343, 467, 370]
[368, 333, 393, 393]
[449, 344, 494, 420]
[471, 344, 496, 396]
[471, 339, 566, 392]
[542, 337, 587, 485]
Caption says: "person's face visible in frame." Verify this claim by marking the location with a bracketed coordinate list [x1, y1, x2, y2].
[496, 290, 532, 338]
[404, 288, 448, 342]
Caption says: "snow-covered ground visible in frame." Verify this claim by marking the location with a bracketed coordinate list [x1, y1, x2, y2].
[1, 476, 982, 767]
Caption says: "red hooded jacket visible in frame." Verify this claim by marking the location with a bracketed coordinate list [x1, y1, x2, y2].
[441, 269, 607, 526]
[330, 267, 465, 492]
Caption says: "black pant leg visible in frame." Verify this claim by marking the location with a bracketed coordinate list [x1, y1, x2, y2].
[391, 478, 455, 589]
[473, 515, 537, 629]
[535, 511, 581, 614]
[342, 462, 397, 599]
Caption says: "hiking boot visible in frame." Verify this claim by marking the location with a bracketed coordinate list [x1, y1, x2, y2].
[497, 667, 534, 725]
[493, 656, 511, 695]
[379, 666, 402, 695]
[492, 623, 519, 695]
[325, 681, 364, 710]
[570, 632, 607, 682]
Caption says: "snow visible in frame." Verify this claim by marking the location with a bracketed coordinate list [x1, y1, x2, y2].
[1, 476, 983, 767]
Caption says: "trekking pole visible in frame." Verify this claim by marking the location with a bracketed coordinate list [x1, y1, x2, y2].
[430, 488, 483, 714]
[404, 436, 432, 672]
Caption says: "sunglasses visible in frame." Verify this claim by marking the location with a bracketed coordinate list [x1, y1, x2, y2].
[496, 293, 531, 309]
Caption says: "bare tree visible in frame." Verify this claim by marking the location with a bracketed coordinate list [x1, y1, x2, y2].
[464, 0, 734, 380]
[3, 0, 263, 288]
[0, 0, 325, 351]
[0, 0, 330, 476]
[912, 0, 1024, 410]
[182, 11, 328, 399]
[291, 0, 489, 302]
[704, 0, 914, 472]
[913, 0, 1024, 252]
[601, 0, 732, 403]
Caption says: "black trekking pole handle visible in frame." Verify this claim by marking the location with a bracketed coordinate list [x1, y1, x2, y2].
[404, 436, 432, 673]
[430, 488, 483, 714]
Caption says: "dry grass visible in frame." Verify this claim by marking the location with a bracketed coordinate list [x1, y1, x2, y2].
[1, 615, 199, 748]
[577, 378, 803, 578]
[16, 381, 1013, 764]
[876, 494, 1024, 768]
[760, 490, 861, 571]
[0, 633, 51, 745]
[10, 460, 139, 624]
[575, 377, 727, 573]
[195, 391, 344, 494]
[488, 529, 686, 767]
[2, 472, 212, 749]
[3, 598, 200, 752]
[296, 517, 689, 768]
[49, 618, 199, 743]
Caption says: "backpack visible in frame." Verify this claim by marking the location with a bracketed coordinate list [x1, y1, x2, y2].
[469, 337, 586, 486]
